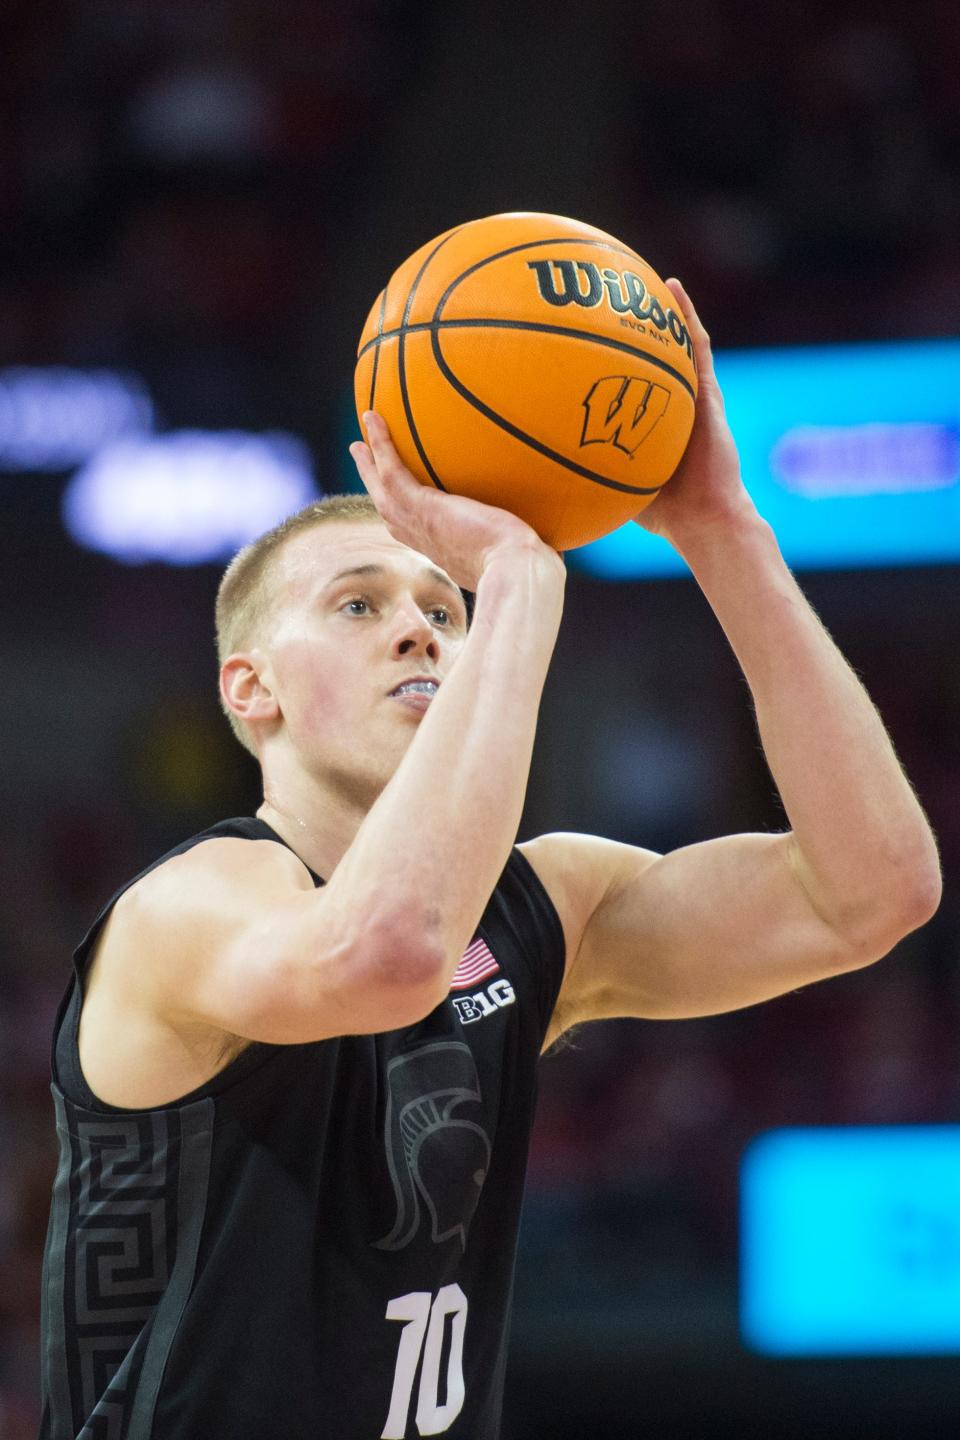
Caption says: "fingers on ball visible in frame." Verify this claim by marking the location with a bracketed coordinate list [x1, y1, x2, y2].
[668, 279, 710, 346]
[349, 442, 380, 495]
[362, 410, 393, 449]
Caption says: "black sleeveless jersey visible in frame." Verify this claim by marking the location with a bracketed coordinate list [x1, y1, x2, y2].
[38, 816, 566, 1440]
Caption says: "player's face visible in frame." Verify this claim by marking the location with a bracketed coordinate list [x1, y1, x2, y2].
[264, 519, 469, 797]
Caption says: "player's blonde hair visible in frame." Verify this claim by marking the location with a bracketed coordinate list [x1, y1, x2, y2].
[216, 493, 381, 755]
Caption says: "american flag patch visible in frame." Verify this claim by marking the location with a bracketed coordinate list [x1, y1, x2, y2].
[449, 936, 500, 991]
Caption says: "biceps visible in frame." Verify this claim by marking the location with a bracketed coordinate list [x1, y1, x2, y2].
[575, 832, 858, 1022]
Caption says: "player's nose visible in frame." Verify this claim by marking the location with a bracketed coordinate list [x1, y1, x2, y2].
[390, 600, 439, 660]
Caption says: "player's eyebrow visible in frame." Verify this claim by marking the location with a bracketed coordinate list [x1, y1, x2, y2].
[321, 562, 465, 606]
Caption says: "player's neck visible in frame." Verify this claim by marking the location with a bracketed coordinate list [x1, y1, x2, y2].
[256, 772, 377, 881]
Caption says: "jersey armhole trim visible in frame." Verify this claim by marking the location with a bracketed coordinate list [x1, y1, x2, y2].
[508, 847, 566, 960]
[507, 847, 567, 1039]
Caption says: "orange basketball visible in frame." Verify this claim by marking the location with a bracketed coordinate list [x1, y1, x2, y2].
[354, 211, 698, 552]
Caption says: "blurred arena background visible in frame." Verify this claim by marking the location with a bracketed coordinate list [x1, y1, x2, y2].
[2, 2, 959, 1436]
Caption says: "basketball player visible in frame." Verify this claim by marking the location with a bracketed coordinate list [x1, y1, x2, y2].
[39, 281, 940, 1439]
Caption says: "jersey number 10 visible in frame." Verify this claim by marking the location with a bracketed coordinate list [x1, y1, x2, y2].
[381, 1284, 468, 1437]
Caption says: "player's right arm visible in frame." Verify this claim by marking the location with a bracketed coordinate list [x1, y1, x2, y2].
[107, 433, 565, 1045]
[106, 834, 454, 1044]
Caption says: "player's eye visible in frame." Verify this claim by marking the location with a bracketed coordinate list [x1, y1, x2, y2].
[342, 597, 372, 616]
[427, 607, 451, 626]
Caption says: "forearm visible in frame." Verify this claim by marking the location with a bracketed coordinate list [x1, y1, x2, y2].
[329, 543, 565, 976]
[675, 509, 941, 947]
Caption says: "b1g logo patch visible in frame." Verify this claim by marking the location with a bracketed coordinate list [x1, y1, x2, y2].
[581, 374, 671, 456]
[451, 977, 516, 1025]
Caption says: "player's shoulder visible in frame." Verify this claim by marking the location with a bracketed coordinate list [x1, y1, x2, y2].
[117, 832, 314, 931]
[518, 829, 631, 892]
[520, 830, 659, 885]
[518, 831, 658, 949]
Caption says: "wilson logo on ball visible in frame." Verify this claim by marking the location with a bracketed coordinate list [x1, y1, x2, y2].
[581, 375, 671, 457]
[527, 260, 693, 359]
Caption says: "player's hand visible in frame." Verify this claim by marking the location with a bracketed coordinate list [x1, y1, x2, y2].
[350, 411, 562, 593]
[633, 279, 757, 548]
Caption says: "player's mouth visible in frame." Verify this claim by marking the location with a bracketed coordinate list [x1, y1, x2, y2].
[389, 677, 439, 712]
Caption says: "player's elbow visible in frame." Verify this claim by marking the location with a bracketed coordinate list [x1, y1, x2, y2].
[886, 853, 943, 940]
[906, 848, 943, 925]
[881, 840, 940, 940]
[357, 915, 450, 1024]
[837, 852, 942, 966]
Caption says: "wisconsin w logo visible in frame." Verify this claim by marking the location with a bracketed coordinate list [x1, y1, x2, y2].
[581, 374, 671, 456]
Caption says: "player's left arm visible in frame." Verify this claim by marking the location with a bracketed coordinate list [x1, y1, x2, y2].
[523, 279, 942, 1050]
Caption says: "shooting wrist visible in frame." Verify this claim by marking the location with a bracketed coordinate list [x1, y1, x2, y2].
[476, 539, 566, 607]
[667, 500, 774, 580]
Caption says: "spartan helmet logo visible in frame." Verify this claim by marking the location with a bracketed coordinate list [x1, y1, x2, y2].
[374, 1041, 492, 1253]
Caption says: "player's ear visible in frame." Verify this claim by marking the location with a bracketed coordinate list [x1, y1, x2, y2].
[220, 650, 279, 728]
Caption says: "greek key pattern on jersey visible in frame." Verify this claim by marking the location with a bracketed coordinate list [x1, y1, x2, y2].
[43, 1088, 215, 1440]
[74, 1108, 175, 1433]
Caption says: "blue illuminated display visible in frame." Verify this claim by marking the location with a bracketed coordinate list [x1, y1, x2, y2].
[740, 1126, 960, 1356]
[570, 338, 960, 577]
